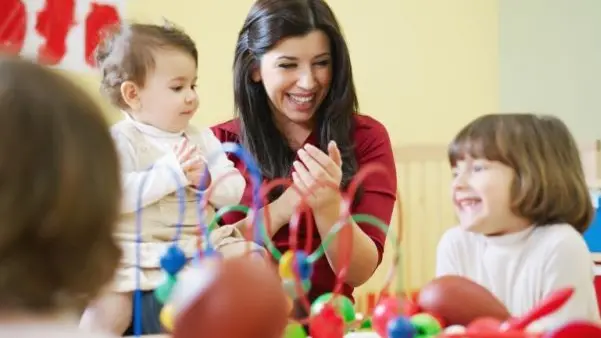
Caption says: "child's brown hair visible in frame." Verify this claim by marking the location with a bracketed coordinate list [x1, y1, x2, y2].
[448, 113, 593, 233]
[95, 21, 197, 109]
[0, 56, 121, 312]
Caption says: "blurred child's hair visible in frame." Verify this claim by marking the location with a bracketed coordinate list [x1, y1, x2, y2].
[0, 55, 121, 312]
[95, 21, 197, 109]
[448, 113, 593, 233]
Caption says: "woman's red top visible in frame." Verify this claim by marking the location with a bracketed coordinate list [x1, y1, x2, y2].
[210, 114, 397, 302]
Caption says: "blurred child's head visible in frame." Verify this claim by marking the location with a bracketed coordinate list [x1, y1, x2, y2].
[96, 22, 198, 133]
[448, 113, 592, 236]
[0, 56, 121, 315]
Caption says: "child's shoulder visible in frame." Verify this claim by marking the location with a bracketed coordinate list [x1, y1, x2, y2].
[437, 226, 485, 254]
[532, 223, 590, 256]
[185, 125, 223, 149]
[109, 118, 136, 138]
[439, 226, 483, 243]
[185, 124, 213, 138]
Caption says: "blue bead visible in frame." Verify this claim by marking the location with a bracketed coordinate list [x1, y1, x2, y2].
[160, 245, 187, 275]
[387, 316, 416, 338]
[294, 251, 313, 280]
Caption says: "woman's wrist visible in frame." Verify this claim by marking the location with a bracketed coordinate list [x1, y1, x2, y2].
[263, 197, 290, 235]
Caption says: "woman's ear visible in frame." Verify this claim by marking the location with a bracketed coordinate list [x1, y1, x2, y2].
[120, 81, 141, 110]
[251, 65, 261, 83]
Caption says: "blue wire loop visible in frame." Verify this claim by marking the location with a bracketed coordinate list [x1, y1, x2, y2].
[134, 162, 186, 336]
[133, 142, 264, 336]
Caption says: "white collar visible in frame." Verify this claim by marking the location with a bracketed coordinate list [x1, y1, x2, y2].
[122, 111, 186, 138]
[484, 225, 536, 246]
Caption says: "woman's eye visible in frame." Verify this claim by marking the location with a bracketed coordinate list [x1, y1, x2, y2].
[314, 60, 330, 67]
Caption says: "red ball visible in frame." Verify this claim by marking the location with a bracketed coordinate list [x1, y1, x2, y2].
[309, 303, 345, 338]
[172, 256, 289, 338]
[545, 321, 601, 338]
[417, 275, 510, 326]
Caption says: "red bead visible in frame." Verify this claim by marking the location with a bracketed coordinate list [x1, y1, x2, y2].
[309, 304, 344, 338]
[372, 297, 419, 337]
[403, 300, 421, 317]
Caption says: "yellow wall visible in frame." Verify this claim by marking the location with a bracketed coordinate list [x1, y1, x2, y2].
[70, 0, 498, 296]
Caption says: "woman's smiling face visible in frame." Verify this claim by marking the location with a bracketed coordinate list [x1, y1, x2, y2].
[253, 30, 332, 128]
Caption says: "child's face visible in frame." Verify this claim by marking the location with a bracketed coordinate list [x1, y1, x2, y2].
[133, 48, 198, 132]
[451, 157, 529, 235]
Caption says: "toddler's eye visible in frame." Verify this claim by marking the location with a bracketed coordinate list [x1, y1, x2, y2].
[472, 164, 485, 172]
[172, 86, 183, 92]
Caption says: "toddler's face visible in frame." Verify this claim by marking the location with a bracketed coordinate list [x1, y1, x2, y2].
[133, 48, 198, 133]
[451, 157, 528, 235]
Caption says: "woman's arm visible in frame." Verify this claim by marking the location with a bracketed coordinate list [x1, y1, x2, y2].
[233, 187, 300, 237]
[295, 120, 398, 287]
[312, 201, 381, 287]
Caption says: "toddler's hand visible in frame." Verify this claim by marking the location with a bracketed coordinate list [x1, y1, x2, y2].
[183, 160, 209, 189]
[174, 138, 198, 166]
[173, 138, 208, 187]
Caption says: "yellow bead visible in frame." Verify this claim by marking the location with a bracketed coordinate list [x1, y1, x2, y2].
[159, 304, 175, 332]
[279, 250, 296, 279]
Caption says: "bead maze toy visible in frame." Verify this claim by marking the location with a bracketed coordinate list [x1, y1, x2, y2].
[130, 142, 601, 338]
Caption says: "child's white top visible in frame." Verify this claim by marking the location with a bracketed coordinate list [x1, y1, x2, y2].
[436, 223, 600, 329]
[111, 114, 245, 213]
[109, 115, 246, 291]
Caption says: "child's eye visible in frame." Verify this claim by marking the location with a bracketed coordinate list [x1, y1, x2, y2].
[191, 84, 197, 90]
[171, 86, 183, 92]
[278, 63, 296, 69]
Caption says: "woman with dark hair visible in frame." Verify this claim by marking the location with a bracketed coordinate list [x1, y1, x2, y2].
[212, 0, 397, 308]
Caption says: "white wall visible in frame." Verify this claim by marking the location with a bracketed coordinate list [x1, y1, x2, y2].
[499, 0, 601, 141]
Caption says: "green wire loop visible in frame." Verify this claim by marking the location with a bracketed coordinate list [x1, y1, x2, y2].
[206, 210, 400, 290]
[307, 214, 393, 263]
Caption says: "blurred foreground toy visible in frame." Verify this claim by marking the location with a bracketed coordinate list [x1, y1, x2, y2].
[418, 275, 511, 326]
[163, 255, 289, 338]
[438, 286, 601, 338]
[360, 275, 601, 338]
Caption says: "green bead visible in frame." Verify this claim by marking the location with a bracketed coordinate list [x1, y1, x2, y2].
[410, 313, 442, 338]
[310, 292, 356, 323]
[359, 317, 372, 329]
[283, 322, 307, 338]
[154, 274, 177, 304]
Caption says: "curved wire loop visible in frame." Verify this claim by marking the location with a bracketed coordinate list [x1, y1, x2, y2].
[134, 142, 404, 336]
[133, 164, 187, 337]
